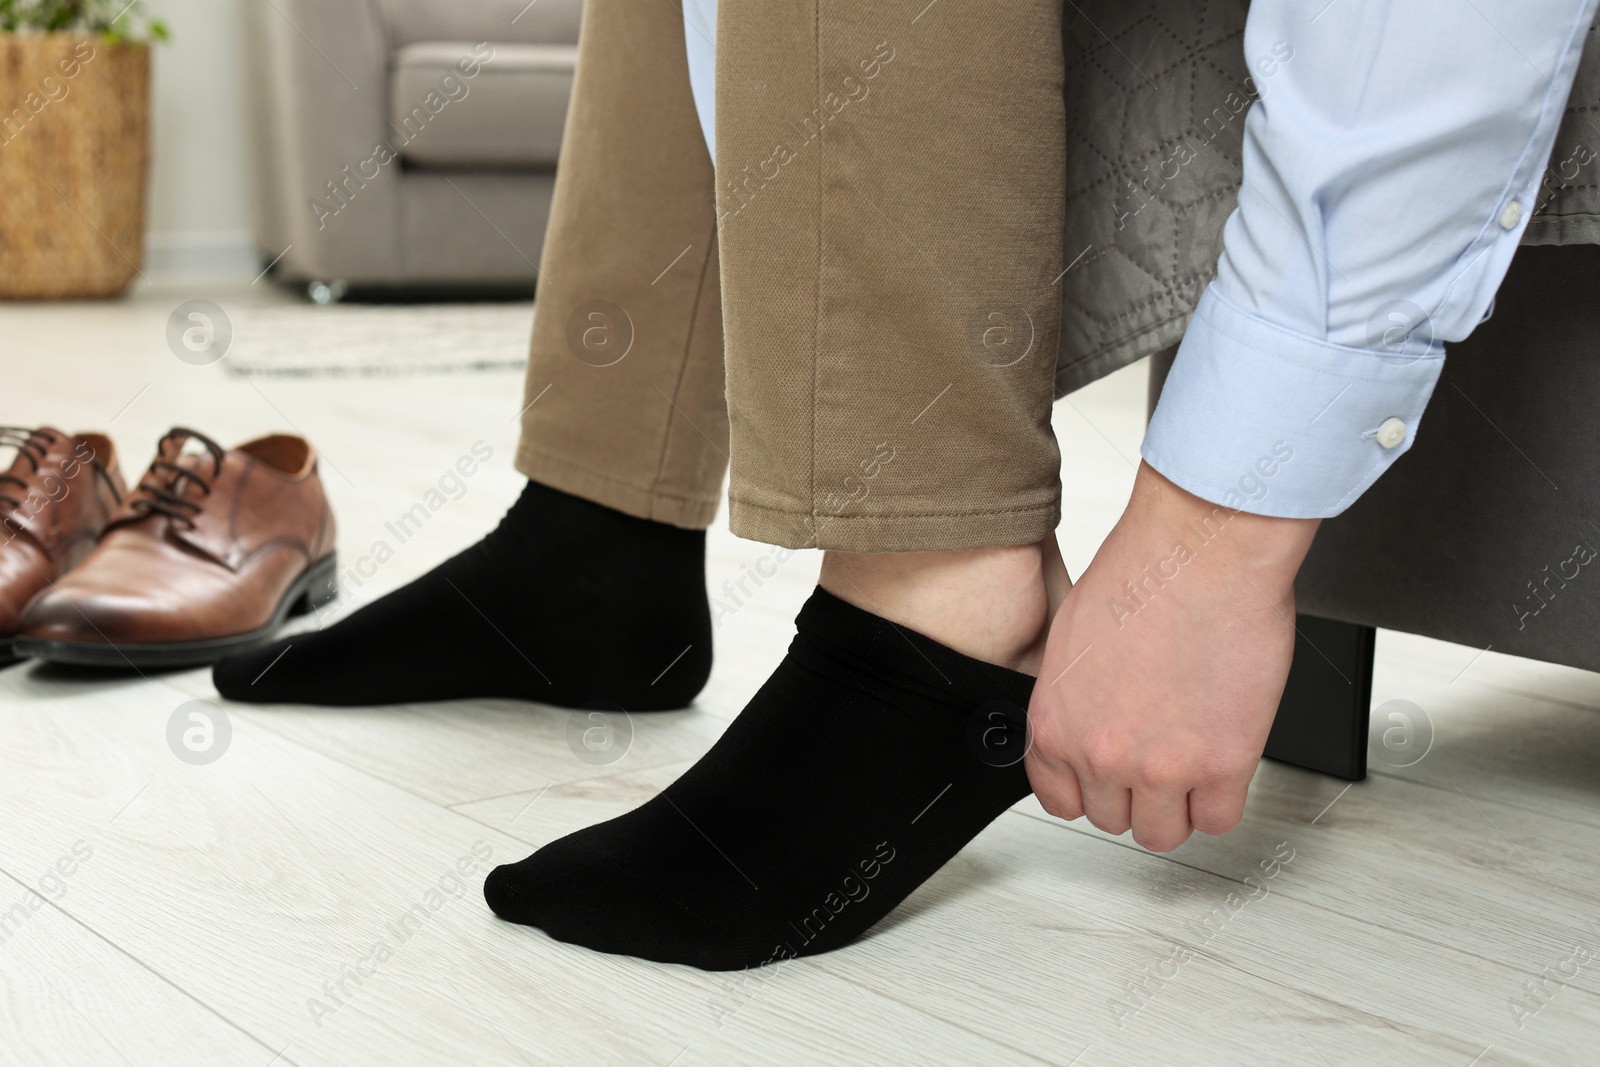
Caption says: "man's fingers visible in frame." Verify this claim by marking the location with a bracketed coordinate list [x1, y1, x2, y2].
[1130, 789, 1194, 853]
[1025, 752, 1085, 821]
[1188, 779, 1250, 836]
[1026, 752, 1249, 843]
[1078, 777, 1132, 836]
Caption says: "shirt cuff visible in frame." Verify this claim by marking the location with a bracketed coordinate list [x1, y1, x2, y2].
[1142, 286, 1445, 519]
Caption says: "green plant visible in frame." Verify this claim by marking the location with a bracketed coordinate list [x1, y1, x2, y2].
[0, 0, 169, 43]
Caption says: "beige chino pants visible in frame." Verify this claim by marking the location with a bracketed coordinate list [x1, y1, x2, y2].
[515, 0, 1066, 553]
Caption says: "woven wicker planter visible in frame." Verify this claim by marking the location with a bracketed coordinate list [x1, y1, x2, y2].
[0, 35, 149, 299]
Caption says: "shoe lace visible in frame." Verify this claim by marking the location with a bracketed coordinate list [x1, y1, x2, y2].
[0, 426, 62, 510]
[127, 427, 226, 530]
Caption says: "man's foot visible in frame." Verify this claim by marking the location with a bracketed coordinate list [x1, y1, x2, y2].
[213, 481, 712, 709]
[817, 539, 1069, 674]
[483, 586, 1037, 970]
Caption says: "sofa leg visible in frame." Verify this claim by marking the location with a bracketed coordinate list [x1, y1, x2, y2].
[1264, 615, 1376, 781]
[307, 280, 348, 305]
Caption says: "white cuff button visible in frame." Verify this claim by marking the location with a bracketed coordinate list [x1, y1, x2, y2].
[1499, 199, 1524, 230]
[1376, 417, 1407, 449]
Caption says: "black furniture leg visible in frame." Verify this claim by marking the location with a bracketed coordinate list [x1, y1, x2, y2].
[1264, 615, 1376, 781]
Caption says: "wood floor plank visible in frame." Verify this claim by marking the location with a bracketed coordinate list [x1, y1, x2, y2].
[820, 812, 1593, 1067]
[0, 865, 272, 1066]
[222, 697, 734, 810]
[1363, 658, 1600, 832]
[1015, 759, 1600, 996]
[1379, 626, 1600, 713]
[0, 657, 1035, 1066]
[452, 761, 696, 844]
[451, 768, 1584, 1066]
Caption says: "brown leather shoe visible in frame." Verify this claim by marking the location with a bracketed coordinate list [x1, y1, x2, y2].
[0, 427, 127, 665]
[16, 427, 337, 668]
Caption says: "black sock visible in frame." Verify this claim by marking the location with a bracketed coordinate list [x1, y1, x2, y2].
[213, 480, 711, 710]
[482, 587, 1035, 970]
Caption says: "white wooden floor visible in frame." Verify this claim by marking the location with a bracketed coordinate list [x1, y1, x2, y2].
[2, 281, 1598, 1066]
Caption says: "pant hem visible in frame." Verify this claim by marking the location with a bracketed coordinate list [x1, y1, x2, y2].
[515, 443, 719, 529]
[728, 496, 1061, 553]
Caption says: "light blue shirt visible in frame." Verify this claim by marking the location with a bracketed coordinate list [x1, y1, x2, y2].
[685, 0, 1600, 518]
[683, 0, 717, 156]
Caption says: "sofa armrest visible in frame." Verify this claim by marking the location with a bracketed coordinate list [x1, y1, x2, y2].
[245, 0, 404, 283]
[375, 0, 582, 48]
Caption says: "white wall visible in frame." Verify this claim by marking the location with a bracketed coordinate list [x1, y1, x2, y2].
[144, 0, 258, 278]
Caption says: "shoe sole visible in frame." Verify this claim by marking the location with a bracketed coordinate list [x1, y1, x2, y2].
[0, 637, 18, 669]
[15, 554, 338, 670]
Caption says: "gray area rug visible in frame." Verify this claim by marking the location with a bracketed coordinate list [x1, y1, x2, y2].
[223, 302, 533, 377]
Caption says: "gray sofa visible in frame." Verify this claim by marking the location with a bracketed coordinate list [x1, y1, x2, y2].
[244, 0, 582, 298]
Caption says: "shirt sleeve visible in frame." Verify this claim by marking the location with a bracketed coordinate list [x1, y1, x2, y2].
[1142, 0, 1598, 518]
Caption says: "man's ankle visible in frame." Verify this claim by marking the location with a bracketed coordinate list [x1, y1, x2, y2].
[817, 540, 1064, 674]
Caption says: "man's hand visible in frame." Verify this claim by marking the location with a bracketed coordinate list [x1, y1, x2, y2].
[1026, 463, 1320, 852]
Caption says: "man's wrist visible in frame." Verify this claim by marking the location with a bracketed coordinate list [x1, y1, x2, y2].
[1129, 462, 1319, 586]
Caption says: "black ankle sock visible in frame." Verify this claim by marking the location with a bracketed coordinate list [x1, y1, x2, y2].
[213, 480, 711, 710]
[483, 587, 1035, 970]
